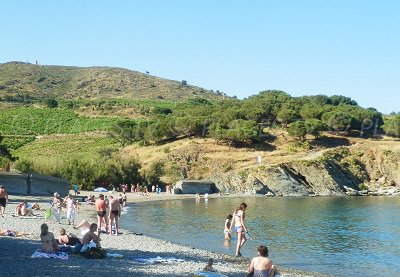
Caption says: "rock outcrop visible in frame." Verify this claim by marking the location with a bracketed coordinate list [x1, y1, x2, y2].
[209, 146, 400, 197]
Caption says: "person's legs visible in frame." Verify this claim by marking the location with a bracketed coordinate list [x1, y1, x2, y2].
[108, 214, 114, 234]
[97, 215, 102, 232]
[114, 214, 119, 235]
[75, 219, 90, 229]
[235, 228, 243, 256]
[53, 207, 60, 222]
[0, 199, 6, 216]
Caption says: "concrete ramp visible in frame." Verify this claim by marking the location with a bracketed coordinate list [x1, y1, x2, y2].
[174, 180, 217, 194]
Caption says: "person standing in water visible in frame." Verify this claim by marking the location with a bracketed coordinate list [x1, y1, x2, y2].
[224, 214, 233, 240]
[230, 202, 248, 257]
[108, 195, 121, 235]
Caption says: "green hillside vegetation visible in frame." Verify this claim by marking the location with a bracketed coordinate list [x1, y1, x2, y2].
[0, 61, 224, 101]
[0, 62, 398, 190]
[0, 107, 120, 135]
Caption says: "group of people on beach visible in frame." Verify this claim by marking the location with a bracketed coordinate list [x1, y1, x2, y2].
[221, 202, 279, 277]
[94, 193, 122, 235]
[40, 221, 102, 256]
[51, 192, 79, 225]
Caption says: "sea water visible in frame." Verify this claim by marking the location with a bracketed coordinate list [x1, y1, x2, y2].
[120, 196, 400, 277]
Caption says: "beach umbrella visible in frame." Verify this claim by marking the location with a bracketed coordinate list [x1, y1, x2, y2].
[94, 187, 108, 192]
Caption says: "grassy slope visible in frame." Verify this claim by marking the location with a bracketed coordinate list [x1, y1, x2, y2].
[13, 133, 118, 174]
[0, 62, 223, 101]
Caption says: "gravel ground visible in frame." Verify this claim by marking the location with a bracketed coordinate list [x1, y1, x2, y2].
[0, 193, 332, 277]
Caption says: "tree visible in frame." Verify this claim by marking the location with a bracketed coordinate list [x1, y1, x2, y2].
[306, 119, 326, 139]
[287, 121, 308, 141]
[383, 115, 400, 137]
[321, 111, 353, 133]
[45, 98, 58, 108]
[225, 119, 259, 144]
[329, 95, 358, 106]
[143, 161, 165, 186]
[277, 107, 298, 126]
[300, 104, 324, 120]
[208, 122, 228, 144]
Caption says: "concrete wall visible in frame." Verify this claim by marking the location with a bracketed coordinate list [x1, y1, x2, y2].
[0, 172, 28, 195]
[31, 174, 69, 196]
[174, 180, 217, 194]
[0, 172, 69, 196]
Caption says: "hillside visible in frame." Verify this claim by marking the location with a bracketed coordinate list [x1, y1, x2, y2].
[0, 61, 222, 101]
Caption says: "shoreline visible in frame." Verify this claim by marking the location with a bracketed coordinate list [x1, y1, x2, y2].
[0, 192, 332, 277]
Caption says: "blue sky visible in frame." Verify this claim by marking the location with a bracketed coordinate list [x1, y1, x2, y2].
[1, 0, 399, 113]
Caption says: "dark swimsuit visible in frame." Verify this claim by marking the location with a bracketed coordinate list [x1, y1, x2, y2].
[97, 211, 106, 217]
[111, 210, 119, 216]
[0, 198, 6, 207]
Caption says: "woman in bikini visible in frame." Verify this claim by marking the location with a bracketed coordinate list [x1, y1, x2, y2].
[58, 228, 81, 246]
[40, 224, 58, 253]
[230, 202, 248, 257]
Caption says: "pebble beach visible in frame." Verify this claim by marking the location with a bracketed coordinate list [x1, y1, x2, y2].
[0, 193, 332, 277]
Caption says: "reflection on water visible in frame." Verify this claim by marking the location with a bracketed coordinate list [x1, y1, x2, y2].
[121, 196, 400, 277]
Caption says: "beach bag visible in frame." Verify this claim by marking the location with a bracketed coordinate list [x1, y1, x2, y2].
[44, 208, 53, 220]
[81, 247, 106, 259]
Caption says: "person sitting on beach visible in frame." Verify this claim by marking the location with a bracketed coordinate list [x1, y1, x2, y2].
[58, 228, 81, 246]
[224, 214, 233, 240]
[29, 203, 41, 210]
[95, 194, 108, 233]
[87, 194, 95, 205]
[15, 202, 23, 216]
[108, 195, 121, 236]
[40, 223, 58, 253]
[203, 258, 216, 272]
[81, 223, 101, 249]
[20, 201, 35, 216]
[248, 245, 279, 277]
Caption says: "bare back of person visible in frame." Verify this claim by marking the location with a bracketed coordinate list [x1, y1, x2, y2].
[251, 256, 277, 277]
[95, 199, 106, 211]
[0, 187, 7, 198]
[41, 232, 58, 253]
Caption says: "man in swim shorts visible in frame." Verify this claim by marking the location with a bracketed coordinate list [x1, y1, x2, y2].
[95, 194, 108, 233]
[108, 195, 121, 235]
[0, 185, 9, 217]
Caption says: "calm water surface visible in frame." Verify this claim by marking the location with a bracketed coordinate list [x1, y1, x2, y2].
[121, 196, 400, 277]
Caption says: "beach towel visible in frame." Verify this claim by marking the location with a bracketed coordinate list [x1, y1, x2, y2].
[106, 253, 124, 259]
[31, 249, 68, 260]
[129, 256, 184, 264]
[194, 271, 228, 277]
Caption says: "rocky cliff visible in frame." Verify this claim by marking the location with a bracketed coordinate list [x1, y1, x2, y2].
[210, 145, 400, 197]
